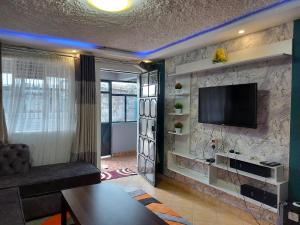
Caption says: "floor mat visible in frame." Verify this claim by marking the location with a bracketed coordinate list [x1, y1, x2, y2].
[27, 189, 191, 225]
[101, 168, 137, 181]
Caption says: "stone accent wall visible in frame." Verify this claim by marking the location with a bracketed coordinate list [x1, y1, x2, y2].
[164, 22, 293, 224]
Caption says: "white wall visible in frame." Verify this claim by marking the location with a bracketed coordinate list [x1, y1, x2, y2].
[111, 122, 137, 154]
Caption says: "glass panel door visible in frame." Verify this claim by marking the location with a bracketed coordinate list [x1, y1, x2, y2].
[138, 70, 159, 186]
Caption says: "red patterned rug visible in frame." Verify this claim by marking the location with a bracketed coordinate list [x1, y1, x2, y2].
[101, 168, 137, 181]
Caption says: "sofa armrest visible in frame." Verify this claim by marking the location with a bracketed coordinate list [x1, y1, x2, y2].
[0, 144, 30, 176]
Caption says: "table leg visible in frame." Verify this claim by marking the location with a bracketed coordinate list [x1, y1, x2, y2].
[61, 197, 67, 225]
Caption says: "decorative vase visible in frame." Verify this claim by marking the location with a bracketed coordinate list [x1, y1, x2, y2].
[213, 48, 228, 64]
[175, 128, 182, 134]
[175, 108, 182, 114]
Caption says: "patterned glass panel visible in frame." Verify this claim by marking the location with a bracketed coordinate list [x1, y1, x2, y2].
[142, 86, 148, 97]
[145, 159, 155, 182]
[141, 73, 148, 86]
[149, 71, 158, 85]
[144, 99, 150, 117]
[139, 99, 144, 116]
[139, 118, 147, 136]
[149, 85, 156, 97]
[144, 139, 149, 157]
[149, 71, 158, 97]
[139, 137, 144, 154]
[150, 99, 157, 118]
[147, 119, 155, 139]
[149, 141, 155, 161]
[138, 154, 146, 175]
[141, 73, 148, 97]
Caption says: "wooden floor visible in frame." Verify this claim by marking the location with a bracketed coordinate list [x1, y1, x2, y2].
[107, 175, 273, 225]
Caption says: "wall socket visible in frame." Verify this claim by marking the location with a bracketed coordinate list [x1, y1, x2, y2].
[288, 212, 300, 222]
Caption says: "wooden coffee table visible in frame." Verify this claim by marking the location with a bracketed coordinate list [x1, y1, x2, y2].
[61, 183, 168, 225]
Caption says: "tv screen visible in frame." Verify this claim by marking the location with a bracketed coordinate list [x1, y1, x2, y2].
[198, 83, 257, 128]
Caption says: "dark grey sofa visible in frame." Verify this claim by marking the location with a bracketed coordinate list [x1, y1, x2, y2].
[0, 144, 101, 224]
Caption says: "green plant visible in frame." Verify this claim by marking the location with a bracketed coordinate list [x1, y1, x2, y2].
[174, 122, 183, 129]
[175, 83, 182, 89]
[174, 103, 183, 109]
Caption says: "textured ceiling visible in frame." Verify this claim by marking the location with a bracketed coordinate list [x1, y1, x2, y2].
[0, 0, 279, 52]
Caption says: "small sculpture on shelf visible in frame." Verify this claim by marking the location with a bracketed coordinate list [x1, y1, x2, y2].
[213, 48, 228, 64]
[174, 103, 183, 114]
[175, 82, 182, 94]
[174, 122, 183, 134]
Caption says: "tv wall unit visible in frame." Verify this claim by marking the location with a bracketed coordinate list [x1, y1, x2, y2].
[168, 151, 288, 213]
[166, 45, 289, 212]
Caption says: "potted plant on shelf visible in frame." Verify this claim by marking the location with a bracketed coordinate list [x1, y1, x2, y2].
[175, 83, 182, 94]
[174, 122, 183, 134]
[174, 103, 183, 114]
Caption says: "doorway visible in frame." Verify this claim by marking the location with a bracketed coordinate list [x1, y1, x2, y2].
[99, 70, 138, 174]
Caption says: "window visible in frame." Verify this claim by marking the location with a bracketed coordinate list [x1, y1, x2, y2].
[100, 81, 110, 123]
[100, 81, 138, 123]
[1, 54, 75, 166]
[126, 96, 137, 121]
[101, 82, 109, 92]
[3, 76, 70, 132]
[112, 82, 137, 95]
[112, 95, 125, 122]
[101, 93, 109, 122]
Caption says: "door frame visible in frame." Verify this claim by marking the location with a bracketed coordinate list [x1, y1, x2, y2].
[100, 80, 112, 157]
[100, 79, 138, 157]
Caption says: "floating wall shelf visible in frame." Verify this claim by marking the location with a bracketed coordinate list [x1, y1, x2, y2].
[168, 112, 189, 116]
[168, 39, 292, 77]
[167, 131, 189, 136]
[168, 93, 190, 97]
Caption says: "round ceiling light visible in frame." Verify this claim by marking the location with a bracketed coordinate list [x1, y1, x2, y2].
[88, 0, 132, 12]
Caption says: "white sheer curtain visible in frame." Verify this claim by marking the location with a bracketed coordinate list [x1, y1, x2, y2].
[2, 52, 75, 166]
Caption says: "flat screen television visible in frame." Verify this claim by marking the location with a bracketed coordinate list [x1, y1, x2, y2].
[198, 83, 257, 128]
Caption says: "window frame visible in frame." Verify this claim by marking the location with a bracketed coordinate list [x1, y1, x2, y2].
[101, 80, 138, 123]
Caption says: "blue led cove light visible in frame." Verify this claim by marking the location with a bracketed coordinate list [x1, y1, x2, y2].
[134, 0, 296, 58]
[0, 28, 100, 49]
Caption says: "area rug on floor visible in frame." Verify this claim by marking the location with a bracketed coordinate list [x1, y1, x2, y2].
[101, 168, 137, 180]
[27, 189, 191, 225]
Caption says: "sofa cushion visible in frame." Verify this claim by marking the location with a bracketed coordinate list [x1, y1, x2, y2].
[0, 162, 100, 197]
[0, 144, 30, 176]
[22, 192, 62, 221]
[0, 187, 25, 225]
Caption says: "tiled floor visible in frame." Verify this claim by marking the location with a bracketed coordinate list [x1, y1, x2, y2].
[101, 152, 137, 172]
[107, 175, 273, 225]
